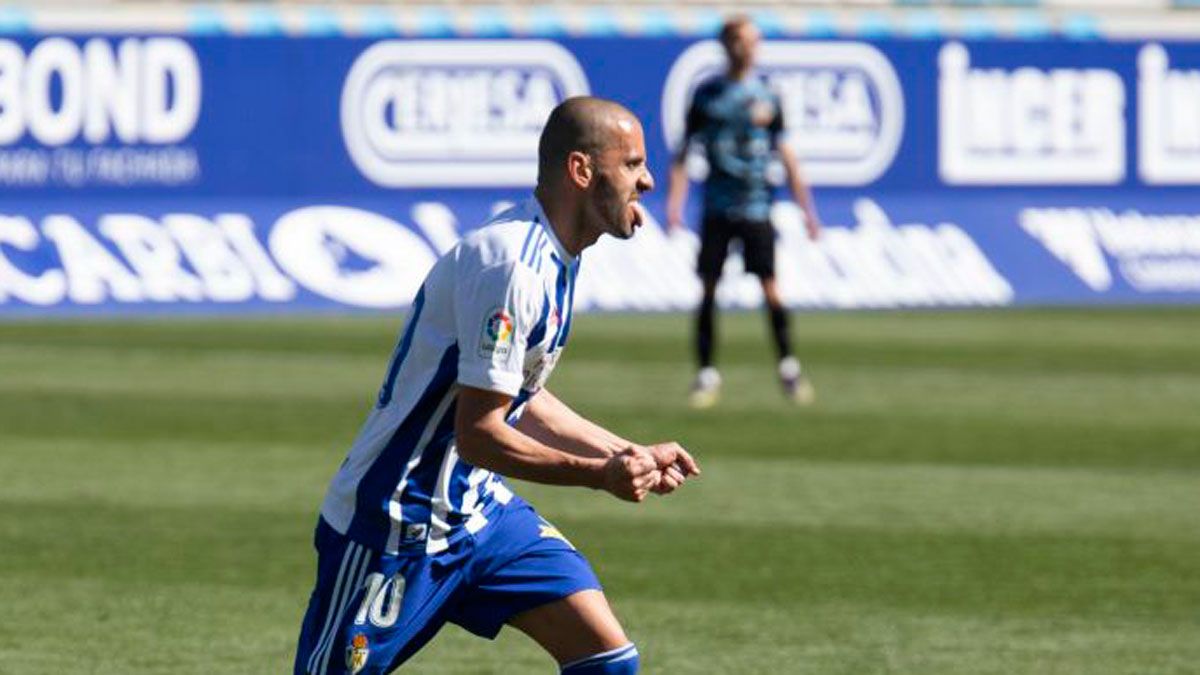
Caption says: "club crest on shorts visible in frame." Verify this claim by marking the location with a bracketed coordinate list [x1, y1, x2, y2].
[480, 308, 514, 358]
[347, 633, 370, 674]
[403, 523, 427, 542]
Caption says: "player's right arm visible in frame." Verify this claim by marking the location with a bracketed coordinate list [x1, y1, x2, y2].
[665, 161, 690, 232]
[666, 89, 705, 231]
[455, 385, 662, 502]
[516, 388, 630, 459]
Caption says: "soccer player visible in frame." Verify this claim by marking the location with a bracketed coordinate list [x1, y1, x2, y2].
[294, 97, 700, 675]
[666, 14, 823, 409]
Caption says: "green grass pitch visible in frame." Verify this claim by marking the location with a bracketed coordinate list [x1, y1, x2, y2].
[1, 308, 1198, 674]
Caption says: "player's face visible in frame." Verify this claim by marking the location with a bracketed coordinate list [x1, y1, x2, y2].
[723, 23, 761, 72]
[587, 117, 654, 240]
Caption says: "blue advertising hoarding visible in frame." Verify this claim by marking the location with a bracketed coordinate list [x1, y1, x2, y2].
[1, 34, 1198, 314]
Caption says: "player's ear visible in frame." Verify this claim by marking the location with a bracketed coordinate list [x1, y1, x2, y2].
[566, 151, 592, 189]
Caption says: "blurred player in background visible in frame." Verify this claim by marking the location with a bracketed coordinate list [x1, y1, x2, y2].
[294, 97, 699, 675]
[666, 14, 823, 409]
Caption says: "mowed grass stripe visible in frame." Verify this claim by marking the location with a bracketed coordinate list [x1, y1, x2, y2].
[0, 315, 403, 356]
[5, 359, 1198, 438]
[0, 343, 385, 400]
[2, 499, 1197, 616]
[1, 390, 1197, 468]
[3, 438, 1195, 542]
[549, 360, 1200, 426]
[0, 389, 364, 444]
[561, 402, 1200, 469]
[3, 308, 1200, 374]
[0, 438, 337, 510]
[564, 309, 1200, 375]
[604, 599, 1200, 675]
[9, 351, 1199, 426]
[515, 459, 1200, 541]
[0, 578, 315, 675]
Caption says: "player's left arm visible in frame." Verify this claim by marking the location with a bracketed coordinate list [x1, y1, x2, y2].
[772, 96, 822, 241]
[516, 389, 700, 493]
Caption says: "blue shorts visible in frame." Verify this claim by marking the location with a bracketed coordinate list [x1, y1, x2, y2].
[294, 498, 601, 674]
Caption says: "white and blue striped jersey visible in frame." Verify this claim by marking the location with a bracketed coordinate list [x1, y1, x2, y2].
[320, 197, 580, 556]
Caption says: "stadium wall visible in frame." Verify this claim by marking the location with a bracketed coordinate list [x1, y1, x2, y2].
[2, 27, 1200, 314]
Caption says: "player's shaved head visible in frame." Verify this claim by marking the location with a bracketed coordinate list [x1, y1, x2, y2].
[534, 95, 652, 251]
[719, 14, 756, 46]
[718, 14, 760, 73]
[537, 96, 638, 185]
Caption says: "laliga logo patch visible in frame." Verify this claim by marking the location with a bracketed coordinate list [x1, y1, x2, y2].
[403, 523, 427, 543]
[341, 41, 590, 187]
[346, 633, 369, 674]
[662, 41, 903, 186]
[486, 310, 513, 342]
[480, 308, 514, 358]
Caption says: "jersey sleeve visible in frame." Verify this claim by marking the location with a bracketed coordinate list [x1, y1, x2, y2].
[454, 259, 544, 397]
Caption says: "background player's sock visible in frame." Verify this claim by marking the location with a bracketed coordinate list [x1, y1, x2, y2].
[768, 304, 792, 361]
[696, 294, 716, 368]
[560, 643, 640, 674]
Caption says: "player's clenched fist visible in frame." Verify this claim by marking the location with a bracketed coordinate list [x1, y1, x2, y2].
[602, 446, 661, 502]
[646, 442, 701, 495]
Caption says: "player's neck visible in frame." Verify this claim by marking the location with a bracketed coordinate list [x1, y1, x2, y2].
[726, 66, 752, 82]
[533, 188, 586, 258]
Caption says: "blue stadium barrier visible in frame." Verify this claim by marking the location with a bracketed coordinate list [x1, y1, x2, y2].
[528, 7, 568, 37]
[303, 8, 343, 37]
[1, 34, 1199, 315]
[805, 11, 840, 39]
[961, 12, 999, 39]
[0, 7, 30, 34]
[1062, 14, 1101, 40]
[580, 8, 620, 37]
[244, 7, 285, 36]
[416, 7, 455, 38]
[467, 7, 509, 38]
[358, 8, 398, 37]
[187, 7, 226, 36]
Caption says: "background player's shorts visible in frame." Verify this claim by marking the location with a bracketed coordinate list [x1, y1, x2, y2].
[697, 214, 776, 281]
[294, 498, 600, 675]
